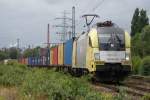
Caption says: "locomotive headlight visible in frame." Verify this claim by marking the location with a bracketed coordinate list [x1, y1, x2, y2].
[125, 52, 130, 61]
[94, 53, 100, 60]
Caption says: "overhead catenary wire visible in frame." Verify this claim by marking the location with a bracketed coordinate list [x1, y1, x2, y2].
[79, 0, 105, 15]
[92, 0, 105, 11]
[75, 0, 106, 24]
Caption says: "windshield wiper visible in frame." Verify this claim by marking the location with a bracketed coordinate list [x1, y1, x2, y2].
[115, 34, 122, 45]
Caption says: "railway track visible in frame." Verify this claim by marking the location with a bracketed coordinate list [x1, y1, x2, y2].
[91, 75, 150, 99]
[122, 75, 150, 96]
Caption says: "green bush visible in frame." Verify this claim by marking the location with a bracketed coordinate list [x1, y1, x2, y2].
[140, 56, 150, 75]
[21, 69, 103, 100]
[132, 56, 142, 74]
[0, 63, 27, 86]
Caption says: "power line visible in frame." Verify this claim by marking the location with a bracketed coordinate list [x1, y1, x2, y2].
[72, 6, 76, 38]
[47, 24, 50, 48]
[79, 0, 95, 14]
[92, 0, 105, 11]
[76, 0, 105, 17]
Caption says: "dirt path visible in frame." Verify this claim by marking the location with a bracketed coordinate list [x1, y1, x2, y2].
[0, 87, 19, 100]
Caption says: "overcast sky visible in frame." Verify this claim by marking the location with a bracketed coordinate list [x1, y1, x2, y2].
[0, 0, 150, 48]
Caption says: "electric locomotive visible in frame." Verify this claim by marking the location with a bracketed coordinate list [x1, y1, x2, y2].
[72, 21, 131, 81]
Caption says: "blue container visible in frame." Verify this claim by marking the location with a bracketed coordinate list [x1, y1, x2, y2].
[40, 57, 43, 65]
[64, 39, 74, 66]
[32, 57, 35, 65]
[37, 57, 40, 65]
[35, 57, 39, 65]
[47, 48, 50, 65]
[33, 57, 36, 65]
[28, 57, 32, 65]
[35, 57, 38, 65]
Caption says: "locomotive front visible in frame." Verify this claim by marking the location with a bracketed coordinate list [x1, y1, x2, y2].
[89, 21, 131, 81]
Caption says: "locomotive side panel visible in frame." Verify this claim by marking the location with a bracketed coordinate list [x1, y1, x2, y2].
[76, 34, 87, 68]
[72, 40, 77, 68]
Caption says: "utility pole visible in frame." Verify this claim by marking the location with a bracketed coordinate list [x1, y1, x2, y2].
[17, 38, 20, 61]
[47, 24, 50, 48]
[72, 6, 76, 38]
[17, 38, 20, 49]
[47, 24, 50, 65]
[54, 11, 72, 42]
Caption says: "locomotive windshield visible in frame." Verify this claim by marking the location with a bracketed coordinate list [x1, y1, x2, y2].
[97, 26, 125, 51]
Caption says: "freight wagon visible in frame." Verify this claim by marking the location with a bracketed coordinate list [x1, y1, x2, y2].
[19, 21, 132, 82]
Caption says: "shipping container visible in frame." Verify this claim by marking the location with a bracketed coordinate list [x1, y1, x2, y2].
[35, 57, 38, 65]
[40, 57, 42, 65]
[64, 38, 74, 66]
[58, 44, 64, 65]
[39, 57, 42, 65]
[47, 48, 50, 65]
[40, 48, 48, 56]
[25, 58, 28, 65]
[37, 57, 40, 65]
[52, 46, 58, 65]
[50, 49, 53, 65]
[43, 56, 45, 65]
[32, 57, 35, 65]
[22, 58, 25, 64]
[38, 57, 41, 65]
[28, 57, 32, 65]
[19, 58, 23, 64]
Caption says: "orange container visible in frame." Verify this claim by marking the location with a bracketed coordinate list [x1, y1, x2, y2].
[25, 58, 28, 65]
[51, 46, 58, 65]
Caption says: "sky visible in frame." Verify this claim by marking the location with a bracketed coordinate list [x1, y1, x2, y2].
[0, 0, 150, 48]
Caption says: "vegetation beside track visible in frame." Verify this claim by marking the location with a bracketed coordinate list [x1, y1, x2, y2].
[0, 62, 110, 100]
[0, 62, 150, 100]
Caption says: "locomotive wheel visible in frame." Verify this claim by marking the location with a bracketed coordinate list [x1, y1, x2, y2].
[70, 68, 83, 77]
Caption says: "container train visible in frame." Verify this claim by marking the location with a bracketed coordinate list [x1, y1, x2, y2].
[19, 21, 132, 82]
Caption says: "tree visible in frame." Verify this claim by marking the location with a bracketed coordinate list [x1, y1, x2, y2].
[23, 49, 33, 57]
[141, 25, 150, 57]
[131, 8, 140, 36]
[132, 25, 150, 57]
[23, 46, 40, 57]
[138, 9, 149, 33]
[8, 47, 19, 59]
[131, 32, 143, 57]
[0, 51, 9, 61]
[131, 8, 149, 37]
